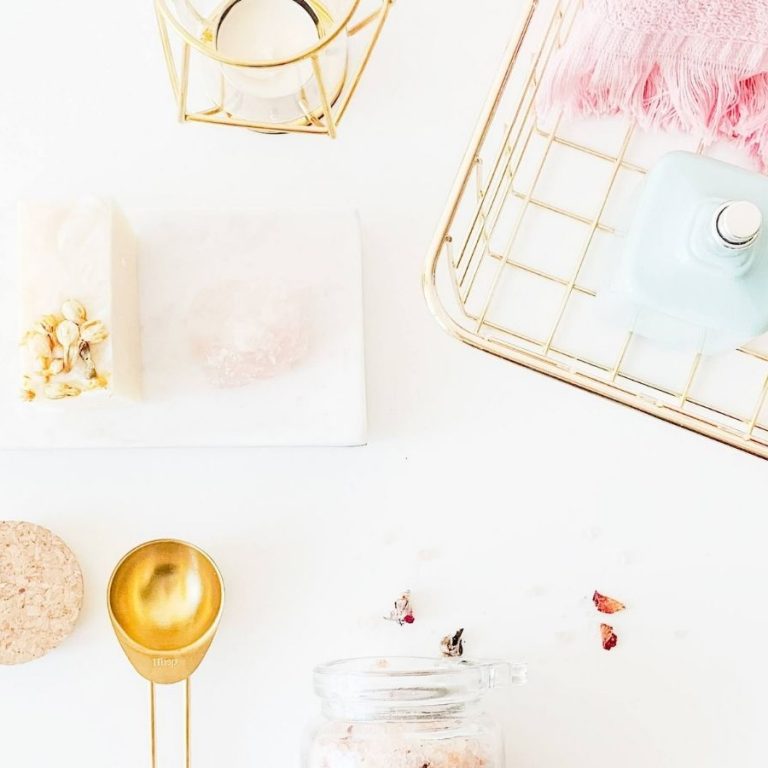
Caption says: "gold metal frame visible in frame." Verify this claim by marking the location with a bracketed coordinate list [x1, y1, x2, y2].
[154, 0, 395, 136]
[424, 0, 768, 459]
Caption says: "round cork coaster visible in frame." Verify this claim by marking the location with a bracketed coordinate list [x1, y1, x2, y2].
[0, 521, 84, 665]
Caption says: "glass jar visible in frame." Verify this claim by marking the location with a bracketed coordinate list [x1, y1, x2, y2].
[305, 657, 526, 768]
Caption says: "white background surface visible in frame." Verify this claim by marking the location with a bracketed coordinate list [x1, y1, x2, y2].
[1, 1, 767, 767]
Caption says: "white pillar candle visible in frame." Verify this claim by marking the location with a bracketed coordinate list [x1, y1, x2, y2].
[216, 0, 320, 99]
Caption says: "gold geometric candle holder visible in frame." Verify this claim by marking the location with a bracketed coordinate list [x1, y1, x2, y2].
[154, 0, 396, 137]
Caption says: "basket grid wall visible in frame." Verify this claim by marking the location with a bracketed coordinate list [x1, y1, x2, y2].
[426, 0, 768, 458]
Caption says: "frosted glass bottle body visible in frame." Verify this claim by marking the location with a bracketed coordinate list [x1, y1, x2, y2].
[605, 152, 768, 354]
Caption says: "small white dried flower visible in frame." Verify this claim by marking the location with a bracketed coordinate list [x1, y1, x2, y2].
[55, 320, 80, 349]
[32, 314, 60, 335]
[48, 359, 65, 375]
[85, 374, 109, 391]
[26, 333, 52, 358]
[78, 342, 97, 379]
[61, 299, 87, 324]
[64, 345, 79, 373]
[44, 382, 81, 400]
[80, 319, 109, 345]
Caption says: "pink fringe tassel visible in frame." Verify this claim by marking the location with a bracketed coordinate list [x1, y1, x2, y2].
[538, 4, 768, 171]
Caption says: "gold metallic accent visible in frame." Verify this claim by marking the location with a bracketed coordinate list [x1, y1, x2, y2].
[424, 0, 768, 460]
[154, 0, 395, 137]
[312, 54, 337, 138]
[108, 540, 224, 767]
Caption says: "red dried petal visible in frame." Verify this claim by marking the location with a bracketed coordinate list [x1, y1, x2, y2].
[593, 591, 626, 615]
[403, 614, 415, 624]
[600, 624, 618, 651]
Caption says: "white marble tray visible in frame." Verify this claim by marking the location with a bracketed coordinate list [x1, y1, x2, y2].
[0, 208, 367, 448]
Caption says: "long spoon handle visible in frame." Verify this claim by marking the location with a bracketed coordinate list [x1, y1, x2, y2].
[150, 682, 157, 768]
[185, 679, 191, 768]
[147, 678, 192, 767]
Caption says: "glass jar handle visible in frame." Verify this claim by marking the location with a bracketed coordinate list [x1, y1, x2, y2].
[484, 660, 527, 689]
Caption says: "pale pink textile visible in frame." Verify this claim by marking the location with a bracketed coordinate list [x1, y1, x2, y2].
[538, 0, 768, 170]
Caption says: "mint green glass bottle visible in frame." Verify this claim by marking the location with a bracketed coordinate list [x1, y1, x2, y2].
[605, 151, 768, 354]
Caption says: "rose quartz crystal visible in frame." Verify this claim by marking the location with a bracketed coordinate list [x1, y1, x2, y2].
[189, 280, 310, 388]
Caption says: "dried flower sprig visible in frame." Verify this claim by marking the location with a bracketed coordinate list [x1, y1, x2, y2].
[441, 628, 465, 658]
[21, 300, 109, 401]
[385, 590, 415, 626]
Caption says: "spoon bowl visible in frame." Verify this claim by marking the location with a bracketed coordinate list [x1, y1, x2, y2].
[108, 540, 224, 684]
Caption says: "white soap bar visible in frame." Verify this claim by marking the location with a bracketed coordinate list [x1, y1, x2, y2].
[18, 200, 141, 401]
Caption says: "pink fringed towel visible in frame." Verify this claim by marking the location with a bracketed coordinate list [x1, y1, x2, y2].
[538, 0, 768, 170]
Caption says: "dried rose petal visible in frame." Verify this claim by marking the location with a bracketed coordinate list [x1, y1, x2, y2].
[600, 623, 618, 651]
[593, 591, 626, 615]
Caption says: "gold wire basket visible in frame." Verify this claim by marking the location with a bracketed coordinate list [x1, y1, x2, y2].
[424, 0, 768, 458]
[424, 0, 768, 460]
[154, 0, 394, 136]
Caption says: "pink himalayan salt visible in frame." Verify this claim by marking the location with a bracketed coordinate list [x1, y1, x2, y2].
[308, 722, 493, 768]
[189, 280, 310, 388]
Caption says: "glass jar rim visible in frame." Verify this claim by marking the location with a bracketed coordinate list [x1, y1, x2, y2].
[314, 657, 526, 707]
[156, 0, 363, 69]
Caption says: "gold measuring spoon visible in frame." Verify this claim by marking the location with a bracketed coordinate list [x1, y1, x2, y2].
[108, 540, 224, 767]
